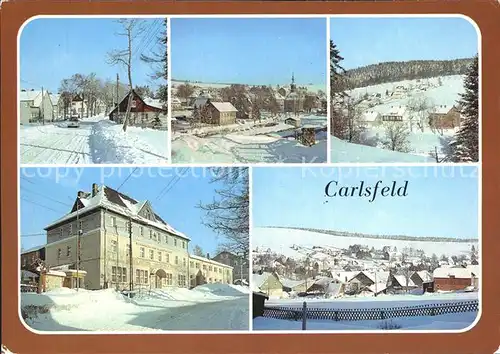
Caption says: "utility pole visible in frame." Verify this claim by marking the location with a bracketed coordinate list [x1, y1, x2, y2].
[76, 197, 80, 291]
[116, 73, 120, 120]
[41, 86, 45, 125]
[129, 218, 133, 292]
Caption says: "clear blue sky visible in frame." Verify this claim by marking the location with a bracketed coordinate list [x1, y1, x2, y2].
[171, 17, 327, 86]
[20, 167, 232, 257]
[252, 166, 479, 239]
[330, 17, 479, 70]
[20, 17, 166, 93]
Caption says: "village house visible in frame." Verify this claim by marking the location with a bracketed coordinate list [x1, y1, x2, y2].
[202, 101, 238, 125]
[284, 117, 301, 128]
[70, 94, 88, 118]
[428, 105, 462, 129]
[41, 183, 193, 290]
[49, 93, 62, 120]
[19, 89, 54, 124]
[212, 251, 249, 283]
[252, 271, 284, 298]
[361, 110, 382, 127]
[189, 254, 233, 288]
[21, 245, 46, 272]
[171, 97, 182, 111]
[108, 90, 166, 127]
[433, 265, 480, 291]
[381, 106, 407, 123]
[347, 271, 392, 295]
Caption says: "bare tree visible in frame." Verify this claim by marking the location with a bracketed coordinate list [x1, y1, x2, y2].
[59, 78, 79, 118]
[176, 83, 195, 101]
[192, 245, 205, 257]
[107, 19, 145, 132]
[251, 99, 262, 124]
[407, 96, 433, 132]
[197, 167, 249, 257]
[381, 122, 411, 152]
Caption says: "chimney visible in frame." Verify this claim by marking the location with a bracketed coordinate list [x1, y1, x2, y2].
[77, 191, 85, 198]
[92, 183, 98, 197]
[206, 253, 210, 259]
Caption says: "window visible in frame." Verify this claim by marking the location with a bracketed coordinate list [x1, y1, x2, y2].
[57, 248, 61, 258]
[111, 217, 117, 227]
[165, 235, 168, 244]
[59, 227, 63, 237]
[183, 258, 186, 267]
[219, 268, 222, 274]
[122, 267, 127, 282]
[166, 273, 173, 285]
[125, 222, 130, 233]
[178, 275, 186, 287]
[203, 265, 207, 270]
[111, 240, 118, 253]
[136, 269, 141, 284]
[166, 254, 170, 263]
[214, 266, 217, 273]
[196, 262, 200, 269]
[144, 271, 149, 284]
[66, 246, 71, 257]
[182, 241, 185, 249]
[174, 239, 177, 247]
[149, 250, 154, 260]
[153, 232, 157, 241]
[112, 266, 117, 282]
[175, 256, 179, 265]
[140, 227, 144, 236]
[209, 266, 213, 271]
[149, 230, 153, 239]
[158, 252, 162, 262]
[190, 261, 194, 268]
[140, 247, 145, 258]
[69, 224, 73, 235]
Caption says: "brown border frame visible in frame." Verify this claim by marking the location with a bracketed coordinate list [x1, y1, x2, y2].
[2, 1, 500, 353]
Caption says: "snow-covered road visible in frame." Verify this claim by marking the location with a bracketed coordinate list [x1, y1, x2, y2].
[20, 118, 169, 164]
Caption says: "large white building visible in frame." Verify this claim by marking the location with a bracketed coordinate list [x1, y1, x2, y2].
[42, 183, 233, 290]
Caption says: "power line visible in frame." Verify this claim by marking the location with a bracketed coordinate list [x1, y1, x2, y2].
[116, 167, 139, 191]
[21, 186, 72, 207]
[156, 167, 188, 202]
[21, 197, 65, 214]
[20, 176, 35, 184]
[20, 233, 47, 238]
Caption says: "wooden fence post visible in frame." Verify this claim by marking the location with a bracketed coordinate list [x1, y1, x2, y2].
[302, 301, 307, 330]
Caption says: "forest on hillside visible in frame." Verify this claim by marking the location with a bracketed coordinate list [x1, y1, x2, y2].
[345, 58, 474, 89]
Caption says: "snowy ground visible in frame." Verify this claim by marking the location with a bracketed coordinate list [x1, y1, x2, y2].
[172, 114, 327, 163]
[21, 284, 249, 332]
[254, 292, 478, 331]
[19, 115, 168, 164]
[252, 227, 477, 260]
[331, 137, 434, 163]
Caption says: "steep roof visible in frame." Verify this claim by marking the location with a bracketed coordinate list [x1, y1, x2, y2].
[50, 94, 61, 106]
[45, 185, 189, 240]
[19, 90, 45, 107]
[433, 266, 479, 279]
[210, 102, 238, 112]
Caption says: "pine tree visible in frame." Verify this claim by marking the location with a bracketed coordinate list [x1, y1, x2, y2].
[330, 40, 350, 139]
[448, 56, 479, 162]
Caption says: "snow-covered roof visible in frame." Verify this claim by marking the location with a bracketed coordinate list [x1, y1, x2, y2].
[50, 94, 60, 106]
[21, 244, 45, 254]
[252, 272, 280, 290]
[19, 90, 45, 107]
[21, 270, 39, 279]
[280, 278, 306, 289]
[362, 111, 380, 122]
[363, 271, 391, 284]
[210, 102, 238, 112]
[417, 270, 433, 282]
[382, 105, 406, 116]
[143, 97, 164, 110]
[433, 266, 479, 279]
[46, 270, 67, 277]
[193, 97, 209, 107]
[393, 275, 416, 287]
[432, 105, 454, 115]
[189, 254, 233, 269]
[44, 185, 189, 240]
[367, 282, 388, 294]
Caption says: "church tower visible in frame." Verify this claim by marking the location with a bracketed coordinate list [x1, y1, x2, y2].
[290, 73, 296, 92]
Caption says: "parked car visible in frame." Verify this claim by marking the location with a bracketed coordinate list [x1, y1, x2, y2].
[67, 117, 80, 128]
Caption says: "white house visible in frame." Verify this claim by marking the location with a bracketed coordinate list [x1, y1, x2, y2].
[19, 89, 54, 124]
[49, 93, 62, 120]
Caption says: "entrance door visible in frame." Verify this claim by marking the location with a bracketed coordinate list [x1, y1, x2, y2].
[155, 275, 162, 289]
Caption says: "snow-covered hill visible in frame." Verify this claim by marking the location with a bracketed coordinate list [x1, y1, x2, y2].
[252, 227, 477, 259]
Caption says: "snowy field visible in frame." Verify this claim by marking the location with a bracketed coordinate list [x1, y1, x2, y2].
[331, 137, 434, 163]
[19, 115, 168, 164]
[172, 115, 327, 163]
[21, 284, 249, 332]
[332, 75, 464, 162]
[254, 292, 478, 331]
[252, 227, 478, 259]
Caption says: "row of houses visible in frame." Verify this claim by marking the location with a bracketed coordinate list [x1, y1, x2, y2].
[20, 183, 249, 292]
[19, 89, 108, 124]
[252, 264, 480, 299]
[361, 104, 462, 130]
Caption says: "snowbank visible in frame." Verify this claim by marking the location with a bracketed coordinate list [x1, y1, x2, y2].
[194, 283, 250, 296]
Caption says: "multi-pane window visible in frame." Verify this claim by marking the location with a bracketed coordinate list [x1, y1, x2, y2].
[144, 271, 149, 284]
[158, 252, 162, 262]
[183, 258, 186, 267]
[111, 217, 117, 227]
[182, 241, 185, 249]
[136, 269, 141, 284]
[196, 263, 200, 269]
[166, 254, 170, 263]
[149, 230, 153, 239]
[57, 248, 61, 258]
[166, 273, 173, 285]
[59, 228, 63, 237]
[175, 256, 179, 265]
[178, 275, 186, 287]
[165, 235, 168, 244]
[174, 238, 177, 247]
[66, 246, 71, 257]
[140, 227, 144, 236]
[122, 267, 127, 282]
[209, 266, 213, 271]
[140, 247, 145, 258]
[149, 250, 154, 260]
[69, 224, 73, 235]
[112, 266, 117, 282]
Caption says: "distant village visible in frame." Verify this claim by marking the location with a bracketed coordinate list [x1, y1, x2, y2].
[171, 75, 327, 133]
[252, 241, 479, 299]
